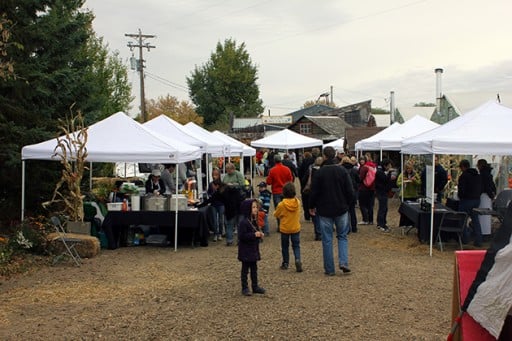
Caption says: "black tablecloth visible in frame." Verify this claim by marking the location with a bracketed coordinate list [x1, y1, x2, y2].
[398, 202, 454, 243]
[102, 206, 213, 249]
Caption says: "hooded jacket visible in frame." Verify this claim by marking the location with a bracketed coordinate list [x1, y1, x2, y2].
[479, 164, 497, 199]
[458, 168, 482, 200]
[237, 199, 261, 262]
[273, 197, 301, 234]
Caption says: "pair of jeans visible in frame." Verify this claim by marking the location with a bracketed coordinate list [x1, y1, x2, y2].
[272, 194, 284, 229]
[376, 192, 388, 227]
[212, 205, 225, 236]
[263, 213, 269, 235]
[459, 198, 482, 245]
[348, 202, 357, 232]
[318, 213, 350, 274]
[280, 232, 301, 265]
[312, 215, 321, 238]
[358, 189, 375, 223]
[225, 216, 237, 244]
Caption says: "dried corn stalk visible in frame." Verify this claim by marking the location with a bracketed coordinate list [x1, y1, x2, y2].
[44, 109, 88, 221]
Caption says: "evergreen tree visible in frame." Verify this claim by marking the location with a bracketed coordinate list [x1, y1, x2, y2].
[187, 38, 264, 128]
[0, 0, 132, 223]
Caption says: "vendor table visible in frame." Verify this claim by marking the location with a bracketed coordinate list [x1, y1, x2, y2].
[102, 206, 213, 249]
[398, 201, 455, 243]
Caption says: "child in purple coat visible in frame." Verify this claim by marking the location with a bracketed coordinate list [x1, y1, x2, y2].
[237, 199, 266, 296]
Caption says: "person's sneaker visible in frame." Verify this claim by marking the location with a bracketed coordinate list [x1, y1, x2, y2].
[340, 265, 351, 274]
[242, 288, 252, 296]
[379, 226, 390, 233]
[217, 235, 223, 241]
[226, 241, 233, 246]
[212, 235, 218, 242]
[280, 262, 289, 270]
[295, 261, 303, 273]
[324, 272, 335, 276]
[358, 221, 368, 225]
[252, 286, 266, 294]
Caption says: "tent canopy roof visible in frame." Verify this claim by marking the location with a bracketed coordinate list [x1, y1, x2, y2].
[250, 129, 322, 149]
[402, 101, 512, 155]
[21, 112, 201, 163]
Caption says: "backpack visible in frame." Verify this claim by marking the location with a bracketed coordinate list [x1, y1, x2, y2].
[363, 166, 376, 187]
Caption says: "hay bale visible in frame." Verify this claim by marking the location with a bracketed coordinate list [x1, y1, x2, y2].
[47, 232, 100, 258]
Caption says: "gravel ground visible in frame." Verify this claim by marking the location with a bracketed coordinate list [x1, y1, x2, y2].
[1, 182, 482, 340]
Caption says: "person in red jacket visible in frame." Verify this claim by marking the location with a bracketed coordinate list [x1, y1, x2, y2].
[266, 154, 293, 231]
[358, 154, 376, 225]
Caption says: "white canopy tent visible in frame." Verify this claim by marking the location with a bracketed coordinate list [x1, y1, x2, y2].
[323, 137, 345, 151]
[400, 101, 512, 256]
[21, 112, 202, 251]
[250, 129, 322, 149]
[379, 115, 439, 150]
[354, 122, 402, 152]
[402, 101, 512, 155]
[144, 115, 221, 155]
[212, 130, 256, 157]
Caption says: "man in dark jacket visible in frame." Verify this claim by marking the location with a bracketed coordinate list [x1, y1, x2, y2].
[375, 159, 395, 232]
[309, 146, 354, 275]
[458, 159, 483, 246]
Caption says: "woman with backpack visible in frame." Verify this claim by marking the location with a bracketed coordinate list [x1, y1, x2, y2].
[358, 155, 376, 225]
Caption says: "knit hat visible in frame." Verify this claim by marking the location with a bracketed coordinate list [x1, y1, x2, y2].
[152, 169, 161, 177]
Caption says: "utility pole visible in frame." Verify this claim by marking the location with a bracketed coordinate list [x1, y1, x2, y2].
[125, 29, 156, 122]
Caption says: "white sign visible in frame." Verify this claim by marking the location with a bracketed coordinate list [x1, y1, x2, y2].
[262, 116, 292, 124]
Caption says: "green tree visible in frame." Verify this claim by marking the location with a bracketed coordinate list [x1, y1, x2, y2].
[146, 95, 203, 125]
[187, 38, 264, 128]
[0, 0, 132, 224]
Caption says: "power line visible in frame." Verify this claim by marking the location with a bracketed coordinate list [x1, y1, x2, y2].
[145, 71, 189, 92]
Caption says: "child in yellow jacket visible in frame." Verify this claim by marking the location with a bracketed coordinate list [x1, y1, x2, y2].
[273, 182, 302, 272]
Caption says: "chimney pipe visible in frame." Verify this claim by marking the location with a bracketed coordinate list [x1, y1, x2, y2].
[435, 68, 443, 116]
[330, 85, 333, 106]
[390, 91, 395, 124]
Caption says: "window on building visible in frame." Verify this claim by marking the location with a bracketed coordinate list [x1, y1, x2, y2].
[299, 123, 312, 135]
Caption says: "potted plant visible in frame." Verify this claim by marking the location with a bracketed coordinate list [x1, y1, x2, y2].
[43, 109, 90, 234]
[120, 182, 141, 211]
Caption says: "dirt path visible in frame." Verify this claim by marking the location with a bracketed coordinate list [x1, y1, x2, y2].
[0, 189, 473, 340]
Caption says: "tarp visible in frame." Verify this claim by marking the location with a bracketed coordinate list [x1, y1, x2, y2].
[250, 129, 322, 149]
[144, 115, 222, 155]
[379, 115, 439, 150]
[354, 122, 402, 151]
[22, 112, 201, 163]
[212, 131, 256, 156]
[401, 101, 512, 155]
[182, 122, 230, 157]
[323, 137, 345, 151]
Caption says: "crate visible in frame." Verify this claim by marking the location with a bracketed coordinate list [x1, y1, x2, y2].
[107, 203, 123, 211]
[169, 194, 188, 211]
[144, 196, 167, 211]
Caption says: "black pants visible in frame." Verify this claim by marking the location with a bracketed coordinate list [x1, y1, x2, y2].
[359, 189, 375, 224]
[241, 261, 258, 290]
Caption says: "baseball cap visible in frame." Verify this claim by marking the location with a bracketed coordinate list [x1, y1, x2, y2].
[258, 181, 267, 187]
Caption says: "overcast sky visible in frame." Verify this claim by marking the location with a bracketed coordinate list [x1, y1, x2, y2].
[85, 0, 512, 116]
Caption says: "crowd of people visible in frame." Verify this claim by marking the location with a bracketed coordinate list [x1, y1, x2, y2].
[113, 148, 497, 296]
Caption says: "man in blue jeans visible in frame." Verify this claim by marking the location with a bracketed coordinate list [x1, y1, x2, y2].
[309, 146, 355, 275]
